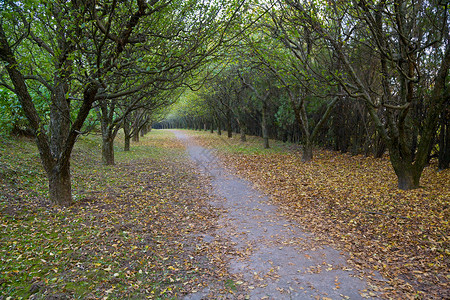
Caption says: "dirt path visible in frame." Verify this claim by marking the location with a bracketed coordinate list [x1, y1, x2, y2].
[174, 131, 381, 299]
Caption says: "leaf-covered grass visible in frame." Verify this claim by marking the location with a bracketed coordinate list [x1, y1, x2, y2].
[189, 130, 450, 299]
[180, 130, 287, 155]
[0, 130, 239, 299]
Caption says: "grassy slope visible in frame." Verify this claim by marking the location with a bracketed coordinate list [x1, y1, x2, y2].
[0, 131, 240, 299]
[187, 129, 449, 299]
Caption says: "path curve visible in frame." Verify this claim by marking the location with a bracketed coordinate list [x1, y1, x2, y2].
[174, 131, 380, 299]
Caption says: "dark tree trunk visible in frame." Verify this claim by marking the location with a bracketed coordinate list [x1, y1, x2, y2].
[102, 137, 115, 165]
[226, 109, 233, 138]
[48, 163, 72, 207]
[374, 134, 386, 158]
[123, 115, 131, 151]
[302, 142, 313, 162]
[50, 81, 70, 157]
[438, 108, 450, 170]
[240, 127, 247, 142]
[397, 170, 420, 190]
[236, 118, 247, 142]
[124, 135, 131, 151]
[132, 131, 139, 142]
[391, 160, 421, 190]
[262, 101, 269, 148]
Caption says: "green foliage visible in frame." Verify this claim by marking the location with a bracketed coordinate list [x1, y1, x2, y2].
[274, 100, 295, 128]
[0, 88, 50, 136]
[0, 89, 24, 135]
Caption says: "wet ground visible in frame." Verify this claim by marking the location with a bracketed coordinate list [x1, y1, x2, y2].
[174, 131, 381, 299]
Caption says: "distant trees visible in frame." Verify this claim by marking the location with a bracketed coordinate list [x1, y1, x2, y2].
[163, 0, 449, 190]
[1, 0, 447, 199]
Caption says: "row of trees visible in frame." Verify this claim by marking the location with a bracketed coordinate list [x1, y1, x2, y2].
[163, 0, 449, 190]
[1, 0, 448, 204]
[0, 0, 249, 206]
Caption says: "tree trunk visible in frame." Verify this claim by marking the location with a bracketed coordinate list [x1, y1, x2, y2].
[123, 116, 131, 151]
[226, 110, 232, 138]
[124, 135, 130, 151]
[392, 163, 421, 190]
[438, 110, 450, 170]
[302, 142, 313, 162]
[102, 137, 115, 165]
[262, 101, 269, 148]
[374, 134, 386, 158]
[240, 127, 246, 142]
[132, 131, 139, 142]
[217, 124, 222, 135]
[48, 163, 73, 206]
[236, 118, 247, 142]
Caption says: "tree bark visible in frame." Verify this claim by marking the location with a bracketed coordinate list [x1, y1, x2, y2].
[391, 159, 421, 190]
[217, 123, 222, 135]
[48, 163, 72, 207]
[132, 131, 140, 142]
[226, 109, 233, 138]
[102, 137, 115, 165]
[240, 126, 247, 142]
[123, 115, 131, 151]
[302, 141, 313, 162]
[235, 118, 247, 142]
[124, 135, 131, 151]
[438, 110, 450, 170]
[262, 100, 269, 148]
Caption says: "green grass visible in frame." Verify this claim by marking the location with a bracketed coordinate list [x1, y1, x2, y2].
[113, 130, 187, 162]
[1, 130, 233, 299]
[0, 135, 47, 199]
[181, 129, 291, 155]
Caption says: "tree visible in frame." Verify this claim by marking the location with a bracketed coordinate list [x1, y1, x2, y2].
[0, 0, 114, 206]
[244, 16, 339, 160]
[283, 0, 449, 189]
[0, 0, 246, 205]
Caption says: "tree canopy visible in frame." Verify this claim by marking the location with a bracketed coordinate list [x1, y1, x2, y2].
[0, 0, 449, 206]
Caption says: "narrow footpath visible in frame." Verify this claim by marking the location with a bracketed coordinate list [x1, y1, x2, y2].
[174, 131, 381, 299]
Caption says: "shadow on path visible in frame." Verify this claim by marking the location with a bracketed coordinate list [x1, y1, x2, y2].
[174, 131, 382, 299]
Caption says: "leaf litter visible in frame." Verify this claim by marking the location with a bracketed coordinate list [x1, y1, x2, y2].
[189, 131, 449, 299]
[0, 131, 244, 299]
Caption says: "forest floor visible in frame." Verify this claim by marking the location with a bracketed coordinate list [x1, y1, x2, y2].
[0, 129, 448, 299]
[0, 131, 245, 299]
[175, 130, 383, 299]
[186, 130, 449, 299]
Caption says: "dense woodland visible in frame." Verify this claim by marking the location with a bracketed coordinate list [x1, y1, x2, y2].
[1, 1, 449, 298]
[0, 0, 449, 204]
[161, 0, 449, 191]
